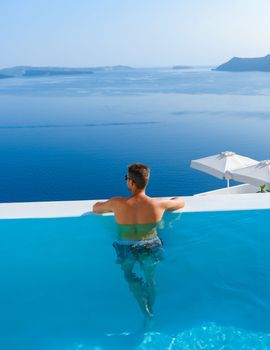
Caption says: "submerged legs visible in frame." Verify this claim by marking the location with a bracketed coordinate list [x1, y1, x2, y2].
[113, 239, 163, 328]
[120, 260, 154, 318]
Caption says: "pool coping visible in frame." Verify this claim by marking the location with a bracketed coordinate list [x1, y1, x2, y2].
[0, 192, 270, 219]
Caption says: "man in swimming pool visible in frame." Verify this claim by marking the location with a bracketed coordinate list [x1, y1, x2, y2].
[93, 163, 185, 322]
[92, 163, 184, 230]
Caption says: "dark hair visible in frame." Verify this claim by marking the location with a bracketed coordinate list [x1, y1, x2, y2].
[128, 163, 150, 189]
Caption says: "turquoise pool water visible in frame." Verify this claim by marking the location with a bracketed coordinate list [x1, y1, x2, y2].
[1, 209, 270, 349]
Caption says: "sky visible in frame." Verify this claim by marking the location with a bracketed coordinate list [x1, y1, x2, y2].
[0, 0, 269, 68]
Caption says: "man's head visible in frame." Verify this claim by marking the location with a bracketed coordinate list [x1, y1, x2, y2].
[126, 163, 150, 191]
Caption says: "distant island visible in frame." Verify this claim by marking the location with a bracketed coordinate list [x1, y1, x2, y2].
[215, 54, 270, 72]
[173, 65, 193, 70]
[0, 65, 134, 78]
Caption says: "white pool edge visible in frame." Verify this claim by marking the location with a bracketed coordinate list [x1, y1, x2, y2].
[0, 192, 270, 219]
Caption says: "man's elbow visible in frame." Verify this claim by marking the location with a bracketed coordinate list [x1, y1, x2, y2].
[165, 200, 185, 212]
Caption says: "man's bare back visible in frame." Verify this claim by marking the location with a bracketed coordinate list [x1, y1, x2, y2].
[93, 193, 184, 224]
[92, 163, 184, 239]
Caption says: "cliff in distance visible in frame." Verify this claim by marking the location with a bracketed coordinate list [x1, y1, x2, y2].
[215, 55, 270, 72]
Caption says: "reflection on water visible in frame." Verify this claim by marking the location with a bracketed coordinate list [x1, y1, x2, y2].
[58, 323, 270, 349]
[137, 323, 270, 350]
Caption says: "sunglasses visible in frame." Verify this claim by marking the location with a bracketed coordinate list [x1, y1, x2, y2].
[125, 174, 133, 181]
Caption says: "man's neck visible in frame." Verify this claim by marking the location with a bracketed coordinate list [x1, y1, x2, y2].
[131, 189, 146, 197]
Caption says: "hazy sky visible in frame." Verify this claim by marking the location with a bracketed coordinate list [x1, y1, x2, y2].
[1, 0, 269, 67]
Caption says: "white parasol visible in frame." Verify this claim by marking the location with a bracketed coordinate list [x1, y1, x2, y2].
[229, 160, 270, 188]
[191, 151, 258, 187]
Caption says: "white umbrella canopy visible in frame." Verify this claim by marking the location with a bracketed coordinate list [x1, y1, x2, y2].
[229, 160, 270, 187]
[191, 151, 258, 187]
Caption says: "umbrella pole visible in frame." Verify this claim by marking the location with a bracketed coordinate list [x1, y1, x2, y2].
[227, 179, 230, 188]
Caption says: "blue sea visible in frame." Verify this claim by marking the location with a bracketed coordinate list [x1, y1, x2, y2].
[0, 67, 270, 202]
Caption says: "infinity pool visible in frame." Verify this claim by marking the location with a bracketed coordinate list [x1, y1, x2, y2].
[1, 209, 270, 349]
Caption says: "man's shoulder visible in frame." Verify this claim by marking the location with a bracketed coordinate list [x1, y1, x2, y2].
[149, 197, 168, 205]
[109, 196, 128, 204]
[109, 196, 127, 201]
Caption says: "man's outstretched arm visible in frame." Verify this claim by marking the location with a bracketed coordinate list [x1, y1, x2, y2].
[92, 198, 115, 214]
[160, 197, 185, 211]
